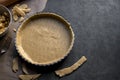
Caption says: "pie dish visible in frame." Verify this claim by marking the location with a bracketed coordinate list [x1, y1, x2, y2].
[16, 13, 74, 66]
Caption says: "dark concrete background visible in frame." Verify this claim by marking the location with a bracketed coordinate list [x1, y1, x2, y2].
[0, 0, 120, 80]
[42, 0, 120, 80]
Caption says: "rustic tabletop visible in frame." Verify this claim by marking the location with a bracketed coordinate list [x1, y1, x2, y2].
[0, 0, 120, 80]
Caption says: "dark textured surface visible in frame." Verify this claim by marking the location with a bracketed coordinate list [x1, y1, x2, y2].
[0, 0, 120, 80]
[43, 0, 120, 80]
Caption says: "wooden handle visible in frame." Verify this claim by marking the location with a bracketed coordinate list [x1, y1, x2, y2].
[0, 0, 19, 6]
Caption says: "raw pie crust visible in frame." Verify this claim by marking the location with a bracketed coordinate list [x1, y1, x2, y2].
[16, 13, 74, 65]
[55, 56, 87, 77]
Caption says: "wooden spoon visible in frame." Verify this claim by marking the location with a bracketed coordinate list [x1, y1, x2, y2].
[0, 0, 20, 6]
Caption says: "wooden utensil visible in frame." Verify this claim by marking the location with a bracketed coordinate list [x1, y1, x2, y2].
[0, 0, 19, 6]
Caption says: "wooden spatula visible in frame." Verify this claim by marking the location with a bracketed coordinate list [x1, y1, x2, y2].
[0, 0, 19, 6]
